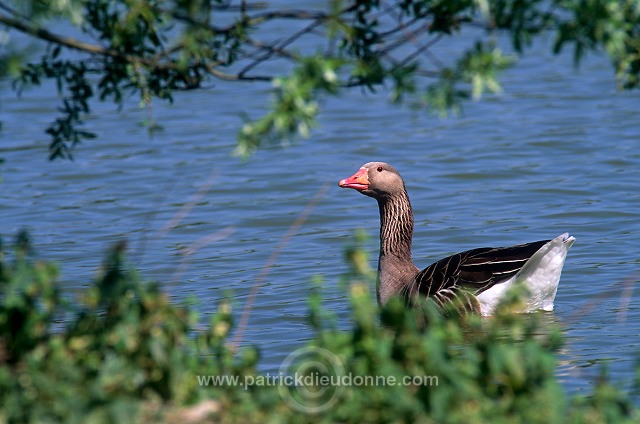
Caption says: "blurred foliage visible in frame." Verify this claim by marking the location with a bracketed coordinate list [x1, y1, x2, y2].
[0, 0, 639, 159]
[0, 232, 255, 423]
[0, 230, 639, 422]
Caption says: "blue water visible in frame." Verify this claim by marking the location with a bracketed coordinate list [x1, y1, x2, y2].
[1, 33, 639, 397]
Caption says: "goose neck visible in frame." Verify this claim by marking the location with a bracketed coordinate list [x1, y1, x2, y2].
[377, 192, 414, 261]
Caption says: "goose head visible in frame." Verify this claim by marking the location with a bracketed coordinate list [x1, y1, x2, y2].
[338, 162, 407, 201]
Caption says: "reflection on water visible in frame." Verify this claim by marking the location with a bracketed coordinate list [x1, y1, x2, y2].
[1, 37, 639, 395]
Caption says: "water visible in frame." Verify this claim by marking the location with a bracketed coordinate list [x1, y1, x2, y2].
[1, 35, 639, 397]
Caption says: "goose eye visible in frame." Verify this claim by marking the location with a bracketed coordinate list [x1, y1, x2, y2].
[377, 166, 383, 172]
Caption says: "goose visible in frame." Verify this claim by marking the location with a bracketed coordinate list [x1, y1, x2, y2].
[338, 162, 575, 315]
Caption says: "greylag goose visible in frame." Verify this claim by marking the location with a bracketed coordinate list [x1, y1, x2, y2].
[338, 162, 575, 315]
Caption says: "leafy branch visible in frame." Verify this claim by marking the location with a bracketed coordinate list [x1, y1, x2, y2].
[1, 0, 639, 159]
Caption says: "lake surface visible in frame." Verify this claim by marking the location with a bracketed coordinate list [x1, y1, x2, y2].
[1, 32, 639, 397]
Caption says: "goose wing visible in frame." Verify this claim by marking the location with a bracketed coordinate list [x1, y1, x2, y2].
[406, 239, 550, 311]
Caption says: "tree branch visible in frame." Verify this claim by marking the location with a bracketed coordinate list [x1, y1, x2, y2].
[238, 19, 323, 78]
[0, 13, 124, 59]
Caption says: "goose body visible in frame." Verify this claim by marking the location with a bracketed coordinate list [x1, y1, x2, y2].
[339, 162, 575, 316]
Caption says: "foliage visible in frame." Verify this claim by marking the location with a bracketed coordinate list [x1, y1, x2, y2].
[0, 232, 253, 423]
[0, 231, 639, 423]
[236, 55, 342, 157]
[0, 0, 639, 159]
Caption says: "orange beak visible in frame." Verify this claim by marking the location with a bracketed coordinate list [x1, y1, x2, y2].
[338, 167, 369, 191]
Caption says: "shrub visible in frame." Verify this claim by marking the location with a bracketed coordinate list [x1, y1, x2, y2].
[0, 231, 637, 423]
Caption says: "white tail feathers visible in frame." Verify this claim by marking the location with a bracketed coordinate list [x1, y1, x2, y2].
[476, 233, 575, 315]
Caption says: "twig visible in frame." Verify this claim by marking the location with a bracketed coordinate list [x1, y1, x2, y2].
[171, 227, 236, 284]
[565, 273, 639, 325]
[247, 9, 329, 24]
[202, 58, 272, 81]
[238, 19, 323, 78]
[398, 33, 444, 67]
[158, 168, 219, 237]
[229, 182, 329, 353]
[132, 178, 177, 267]
[0, 13, 124, 58]
[616, 273, 638, 324]
[133, 168, 219, 266]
